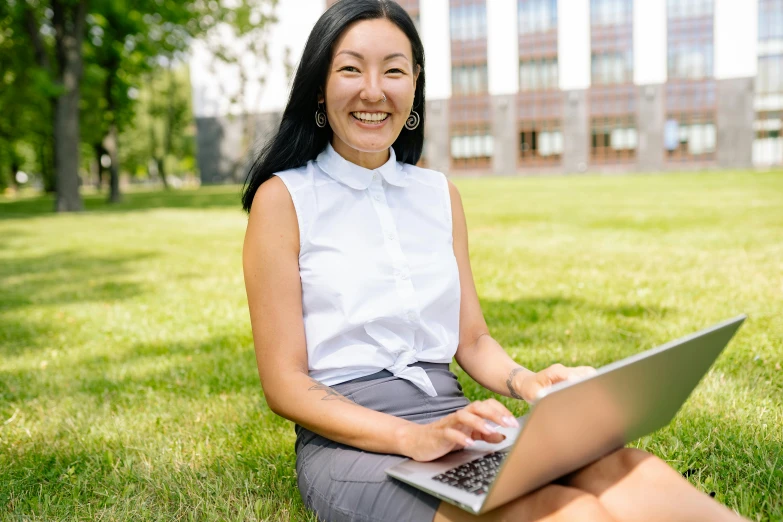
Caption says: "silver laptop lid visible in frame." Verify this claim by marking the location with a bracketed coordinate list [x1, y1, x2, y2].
[480, 315, 746, 513]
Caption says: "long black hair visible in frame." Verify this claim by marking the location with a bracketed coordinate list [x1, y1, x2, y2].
[241, 0, 426, 212]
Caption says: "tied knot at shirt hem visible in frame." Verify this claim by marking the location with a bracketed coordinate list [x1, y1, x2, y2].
[387, 351, 439, 397]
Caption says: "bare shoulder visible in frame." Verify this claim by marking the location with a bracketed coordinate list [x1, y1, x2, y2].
[446, 178, 463, 205]
[245, 176, 299, 253]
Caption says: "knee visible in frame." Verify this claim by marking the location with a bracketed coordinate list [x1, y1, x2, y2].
[613, 447, 652, 471]
[602, 447, 670, 482]
[527, 485, 612, 522]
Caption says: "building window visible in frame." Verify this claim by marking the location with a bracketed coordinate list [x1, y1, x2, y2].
[666, 0, 714, 80]
[591, 51, 633, 85]
[518, 0, 558, 35]
[450, 0, 491, 170]
[451, 134, 494, 159]
[450, 130, 493, 169]
[665, 117, 716, 159]
[589, 0, 635, 163]
[754, 0, 783, 166]
[591, 0, 632, 26]
[450, 2, 487, 41]
[452, 65, 489, 95]
[665, 0, 716, 163]
[519, 121, 563, 164]
[591, 117, 637, 163]
[519, 58, 559, 91]
[517, 1, 561, 168]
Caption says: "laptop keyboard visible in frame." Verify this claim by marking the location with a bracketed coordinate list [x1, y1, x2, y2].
[432, 451, 508, 495]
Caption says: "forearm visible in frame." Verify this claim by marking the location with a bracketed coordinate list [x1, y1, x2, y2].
[455, 333, 533, 399]
[264, 370, 417, 456]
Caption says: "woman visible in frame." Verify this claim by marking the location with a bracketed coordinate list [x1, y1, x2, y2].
[241, 1, 744, 520]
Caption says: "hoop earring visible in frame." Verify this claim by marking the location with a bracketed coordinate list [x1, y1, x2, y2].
[315, 102, 327, 128]
[404, 110, 420, 130]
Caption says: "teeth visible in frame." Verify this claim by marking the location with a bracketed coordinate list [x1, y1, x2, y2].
[352, 112, 389, 122]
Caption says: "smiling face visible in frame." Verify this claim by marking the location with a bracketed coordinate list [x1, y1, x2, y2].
[320, 18, 420, 168]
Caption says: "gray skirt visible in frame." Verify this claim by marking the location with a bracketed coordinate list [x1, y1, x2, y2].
[295, 362, 470, 522]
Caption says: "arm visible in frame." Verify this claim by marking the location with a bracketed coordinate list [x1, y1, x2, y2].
[446, 181, 595, 402]
[243, 177, 413, 454]
[446, 180, 534, 399]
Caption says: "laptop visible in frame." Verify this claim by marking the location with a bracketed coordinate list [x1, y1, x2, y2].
[386, 315, 746, 515]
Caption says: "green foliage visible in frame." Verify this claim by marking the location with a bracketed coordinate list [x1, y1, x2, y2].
[2, 0, 277, 199]
[0, 1, 56, 190]
[120, 64, 197, 181]
[1, 172, 782, 519]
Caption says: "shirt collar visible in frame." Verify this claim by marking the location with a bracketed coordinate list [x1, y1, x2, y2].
[316, 142, 410, 190]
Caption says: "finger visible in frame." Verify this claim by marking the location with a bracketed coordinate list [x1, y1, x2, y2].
[444, 427, 474, 448]
[541, 363, 571, 385]
[566, 366, 598, 381]
[455, 408, 500, 436]
[471, 429, 507, 444]
[468, 400, 518, 429]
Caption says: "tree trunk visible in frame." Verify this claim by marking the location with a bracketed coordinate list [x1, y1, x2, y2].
[52, 0, 87, 212]
[54, 86, 82, 211]
[156, 157, 169, 190]
[105, 123, 121, 203]
[93, 142, 107, 190]
[38, 136, 56, 193]
[160, 64, 175, 190]
[9, 161, 19, 192]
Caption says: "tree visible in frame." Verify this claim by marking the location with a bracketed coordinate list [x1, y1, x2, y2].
[120, 63, 196, 189]
[22, 0, 87, 211]
[1, 1, 57, 193]
[12, 0, 277, 209]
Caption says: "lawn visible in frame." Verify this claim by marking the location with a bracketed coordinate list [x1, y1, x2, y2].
[1, 171, 781, 521]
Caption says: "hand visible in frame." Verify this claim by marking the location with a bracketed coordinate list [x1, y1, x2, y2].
[513, 363, 597, 403]
[398, 399, 519, 462]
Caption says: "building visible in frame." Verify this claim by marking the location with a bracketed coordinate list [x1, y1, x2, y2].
[190, 0, 783, 183]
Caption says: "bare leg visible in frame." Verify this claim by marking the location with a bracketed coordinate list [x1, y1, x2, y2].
[560, 448, 746, 522]
[434, 484, 618, 522]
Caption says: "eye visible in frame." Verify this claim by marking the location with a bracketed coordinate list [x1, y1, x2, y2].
[387, 68, 405, 74]
[339, 66, 359, 73]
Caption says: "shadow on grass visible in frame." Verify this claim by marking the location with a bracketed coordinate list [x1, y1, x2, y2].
[0, 333, 258, 405]
[0, 186, 244, 220]
[1, 296, 678, 406]
[0, 425, 314, 521]
[480, 296, 674, 360]
[0, 396, 777, 520]
[0, 249, 157, 357]
[0, 249, 153, 309]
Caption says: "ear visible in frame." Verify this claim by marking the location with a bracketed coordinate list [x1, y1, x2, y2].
[317, 88, 325, 104]
[413, 64, 421, 87]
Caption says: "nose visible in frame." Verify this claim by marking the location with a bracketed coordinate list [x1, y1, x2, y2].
[359, 70, 385, 103]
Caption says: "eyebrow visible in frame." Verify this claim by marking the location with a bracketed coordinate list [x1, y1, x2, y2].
[336, 50, 410, 63]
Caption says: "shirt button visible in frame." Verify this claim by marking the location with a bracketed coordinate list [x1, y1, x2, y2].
[374, 194, 382, 201]
[387, 233, 395, 241]
[372, 173, 378, 181]
[400, 273, 409, 280]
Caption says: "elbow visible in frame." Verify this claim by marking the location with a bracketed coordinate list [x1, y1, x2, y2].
[264, 391, 286, 417]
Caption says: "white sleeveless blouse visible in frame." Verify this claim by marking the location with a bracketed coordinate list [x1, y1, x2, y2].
[273, 142, 460, 397]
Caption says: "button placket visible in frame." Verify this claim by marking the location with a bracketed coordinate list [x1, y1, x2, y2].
[367, 181, 419, 322]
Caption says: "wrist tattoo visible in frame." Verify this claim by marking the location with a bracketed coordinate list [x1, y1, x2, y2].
[308, 378, 355, 405]
[506, 367, 526, 400]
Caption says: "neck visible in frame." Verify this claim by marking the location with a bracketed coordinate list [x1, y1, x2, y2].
[332, 138, 390, 170]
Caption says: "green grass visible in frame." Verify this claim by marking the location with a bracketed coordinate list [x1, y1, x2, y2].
[1, 171, 782, 521]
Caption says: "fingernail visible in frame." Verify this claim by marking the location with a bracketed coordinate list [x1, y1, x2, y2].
[465, 437, 475, 446]
[503, 416, 519, 428]
[484, 422, 498, 433]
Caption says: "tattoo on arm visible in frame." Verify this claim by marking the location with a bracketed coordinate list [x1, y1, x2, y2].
[506, 367, 526, 400]
[308, 378, 355, 405]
